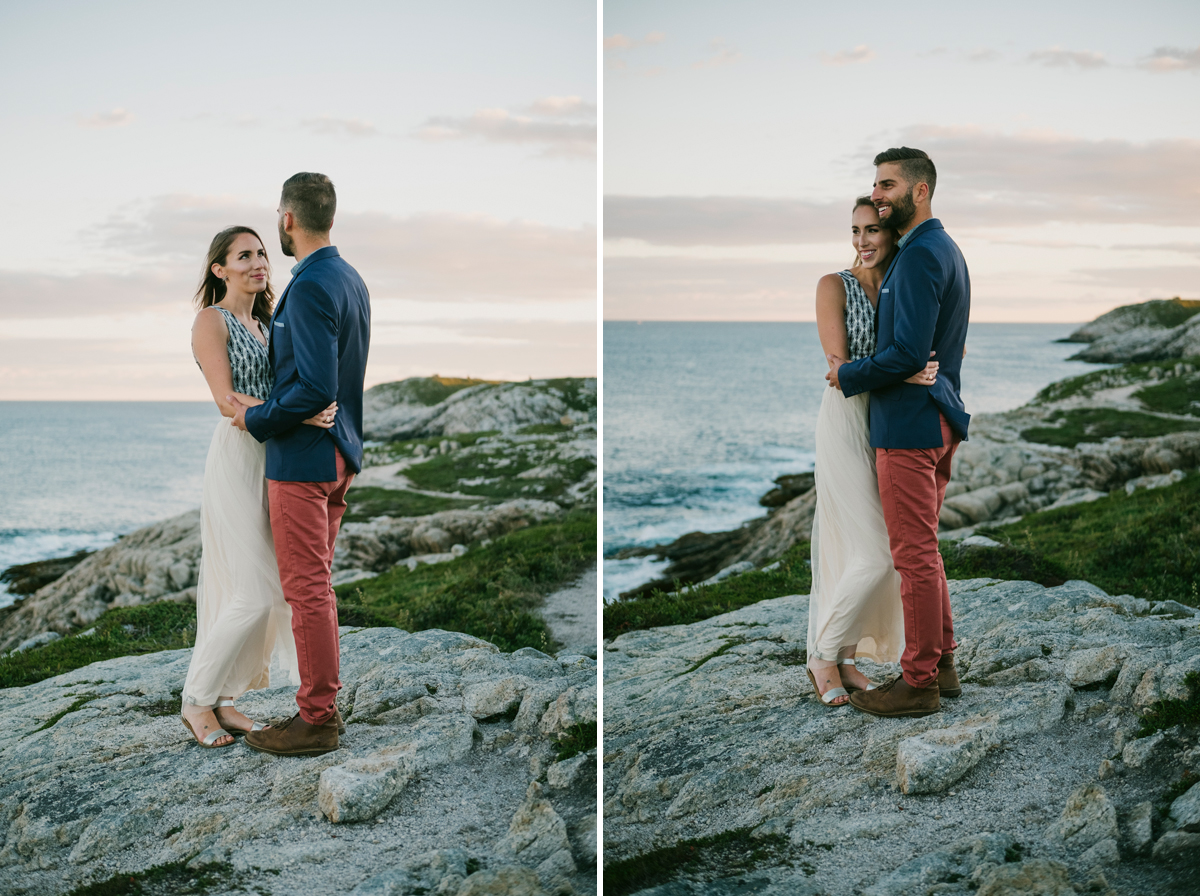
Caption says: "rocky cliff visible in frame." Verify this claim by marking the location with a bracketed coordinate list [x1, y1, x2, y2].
[603, 578, 1200, 895]
[1061, 298, 1200, 363]
[364, 377, 597, 442]
[0, 626, 596, 895]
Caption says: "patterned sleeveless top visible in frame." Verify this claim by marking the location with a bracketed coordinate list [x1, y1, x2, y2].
[837, 270, 877, 361]
[214, 307, 273, 400]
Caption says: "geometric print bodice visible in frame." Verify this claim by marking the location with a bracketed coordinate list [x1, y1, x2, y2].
[837, 270, 877, 362]
[215, 307, 273, 401]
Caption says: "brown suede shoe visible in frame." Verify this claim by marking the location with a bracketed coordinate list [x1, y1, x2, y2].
[938, 653, 962, 698]
[244, 712, 339, 757]
[849, 675, 940, 718]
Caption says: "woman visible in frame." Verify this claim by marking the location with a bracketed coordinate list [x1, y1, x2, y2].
[181, 226, 337, 747]
[805, 198, 937, 706]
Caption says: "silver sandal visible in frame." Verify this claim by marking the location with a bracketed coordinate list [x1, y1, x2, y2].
[181, 716, 234, 748]
[214, 699, 269, 735]
[838, 657, 878, 691]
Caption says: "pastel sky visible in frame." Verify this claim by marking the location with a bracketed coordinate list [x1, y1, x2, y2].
[0, 0, 596, 400]
[603, 0, 1200, 322]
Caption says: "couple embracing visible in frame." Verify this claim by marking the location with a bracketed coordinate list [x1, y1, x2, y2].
[180, 172, 371, 755]
[805, 147, 971, 718]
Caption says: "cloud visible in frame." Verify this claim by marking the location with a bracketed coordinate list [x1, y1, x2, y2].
[0, 271, 193, 319]
[694, 39, 740, 69]
[300, 116, 380, 137]
[524, 96, 596, 119]
[821, 45, 874, 66]
[606, 128, 1200, 247]
[605, 196, 844, 246]
[415, 102, 595, 158]
[604, 32, 666, 52]
[1068, 265, 1200, 292]
[1027, 46, 1108, 69]
[605, 257, 827, 321]
[966, 48, 1001, 63]
[1139, 45, 1200, 72]
[75, 195, 595, 306]
[79, 108, 133, 129]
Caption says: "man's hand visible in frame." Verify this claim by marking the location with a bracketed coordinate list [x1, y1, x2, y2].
[228, 394, 249, 432]
[825, 353, 847, 390]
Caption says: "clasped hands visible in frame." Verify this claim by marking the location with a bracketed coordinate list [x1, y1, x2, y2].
[227, 395, 339, 432]
[825, 352, 939, 391]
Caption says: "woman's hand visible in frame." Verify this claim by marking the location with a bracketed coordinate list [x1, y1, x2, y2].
[905, 361, 939, 386]
[303, 401, 338, 429]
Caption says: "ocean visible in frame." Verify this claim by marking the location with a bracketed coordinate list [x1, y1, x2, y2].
[0, 402, 220, 608]
[602, 322, 1111, 602]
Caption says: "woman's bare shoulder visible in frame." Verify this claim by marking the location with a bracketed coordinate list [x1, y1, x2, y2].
[816, 272, 848, 302]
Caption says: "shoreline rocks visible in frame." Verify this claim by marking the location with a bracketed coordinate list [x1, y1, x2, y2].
[0, 627, 597, 895]
[602, 577, 1200, 894]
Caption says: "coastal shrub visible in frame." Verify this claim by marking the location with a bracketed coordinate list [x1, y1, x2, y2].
[978, 472, 1200, 607]
[365, 375, 498, 408]
[0, 602, 197, 690]
[554, 720, 597, 761]
[1020, 407, 1200, 447]
[63, 860, 241, 895]
[342, 486, 480, 523]
[604, 827, 793, 896]
[337, 512, 595, 653]
[1136, 672, 1200, 738]
[604, 543, 813, 637]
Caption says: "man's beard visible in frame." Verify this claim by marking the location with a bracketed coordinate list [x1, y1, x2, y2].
[278, 222, 296, 257]
[880, 187, 916, 232]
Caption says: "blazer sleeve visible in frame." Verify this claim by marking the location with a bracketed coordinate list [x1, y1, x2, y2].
[838, 244, 941, 398]
[244, 280, 339, 442]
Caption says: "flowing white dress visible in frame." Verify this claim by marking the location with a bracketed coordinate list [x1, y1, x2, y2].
[807, 271, 904, 664]
[181, 308, 299, 708]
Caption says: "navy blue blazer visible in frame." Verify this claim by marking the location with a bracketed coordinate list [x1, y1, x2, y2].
[245, 246, 371, 481]
[837, 218, 971, 449]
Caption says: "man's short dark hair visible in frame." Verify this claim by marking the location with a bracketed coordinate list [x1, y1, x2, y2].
[281, 172, 336, 233]
[873, 147, 936, 199]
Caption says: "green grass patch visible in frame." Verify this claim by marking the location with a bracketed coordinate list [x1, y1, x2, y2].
[1021, 408, 1200, 447]
[405, 446, 593, 501]
[604, 827, 793, 896]
[64, 861, 247, 895]
[604, 544, 812, 638]
[35, 693, 99, 731]
[1135, 374, 1200, 417]
[1034, 360, 1175, 404]
[1137, 672, 1200, 738]
[343, 486, 480, 523]
[517, 423, 575, 435]
[940, 543, 1071, 587]
[554, 720, 597, 761]
[0, 602, 198, 690]
[972, 473, 1200, 606]
[336, 512, 596, 653]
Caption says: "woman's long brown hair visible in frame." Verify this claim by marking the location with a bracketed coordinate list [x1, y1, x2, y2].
[193, 226, 276, 325]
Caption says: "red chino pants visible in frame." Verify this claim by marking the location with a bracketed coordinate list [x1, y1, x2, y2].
[876, 413, 959, 689]
[268, 450, 354, 725]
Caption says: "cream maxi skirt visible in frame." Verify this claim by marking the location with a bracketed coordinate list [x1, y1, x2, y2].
[807, 386, 905, 664]
[181, 420, 299, 708]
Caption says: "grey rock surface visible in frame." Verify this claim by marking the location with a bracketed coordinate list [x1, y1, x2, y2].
[604, 577, 1200, 895]
[0, 627, 596, 895]
[1170, 782, 1200, 832]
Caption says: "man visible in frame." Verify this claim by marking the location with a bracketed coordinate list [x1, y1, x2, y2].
[229, 172, 371, 755]
[825, 147, 970, 718]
